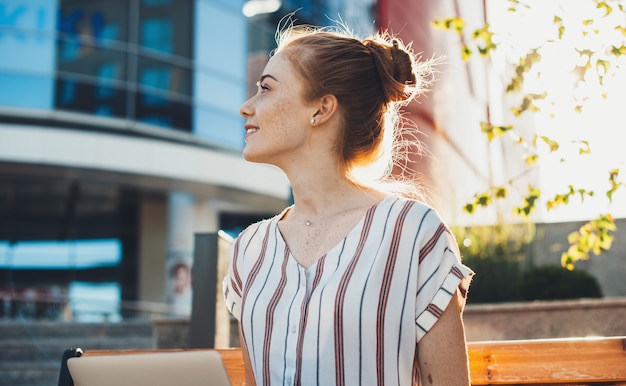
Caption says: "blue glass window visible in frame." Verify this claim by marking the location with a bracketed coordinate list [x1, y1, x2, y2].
[141, 18, 172, 53]
[53, 0, 192, 131]
[60, 79, 76, 104]
[140, 67, 170, 92]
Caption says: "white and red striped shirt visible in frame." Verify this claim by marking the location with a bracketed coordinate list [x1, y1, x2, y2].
[223, 196, 473, 386]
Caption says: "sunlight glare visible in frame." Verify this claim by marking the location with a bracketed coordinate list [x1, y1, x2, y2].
[489, 0, 626, 222]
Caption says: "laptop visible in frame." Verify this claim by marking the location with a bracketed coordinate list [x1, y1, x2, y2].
[67, 350, 232, 386]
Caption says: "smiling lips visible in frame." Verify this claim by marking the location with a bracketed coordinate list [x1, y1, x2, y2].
[245, 125, 259, 138]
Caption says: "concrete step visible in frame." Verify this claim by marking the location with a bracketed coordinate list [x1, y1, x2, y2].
[0, 320, 156, 386]
[0, 336, 153, 362]
[0, 361, 60, 386]
[0, 320, 153, 340]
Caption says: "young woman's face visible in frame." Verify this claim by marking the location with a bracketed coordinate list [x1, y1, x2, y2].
[239, 51, 315, 166]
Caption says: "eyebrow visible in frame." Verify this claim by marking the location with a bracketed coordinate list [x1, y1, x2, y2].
[259, 74, 279, 83]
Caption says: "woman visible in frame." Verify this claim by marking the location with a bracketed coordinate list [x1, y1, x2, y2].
[223, 23, 474, 386]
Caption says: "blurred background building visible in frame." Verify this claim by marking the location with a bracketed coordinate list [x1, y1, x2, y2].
[1, 0, 625, 324]
[0, 0, 294, 321]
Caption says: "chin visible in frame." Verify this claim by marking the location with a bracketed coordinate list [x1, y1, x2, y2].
[242, 149, 262, 163]
[242, 150, 278, 168]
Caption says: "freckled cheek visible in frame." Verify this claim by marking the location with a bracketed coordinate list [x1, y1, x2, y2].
[263, 102, 295, 133]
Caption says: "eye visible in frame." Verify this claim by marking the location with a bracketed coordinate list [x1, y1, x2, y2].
[256, 81, 269, 93]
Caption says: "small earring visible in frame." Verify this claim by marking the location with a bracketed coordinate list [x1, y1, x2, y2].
[310, 118, 316, 124]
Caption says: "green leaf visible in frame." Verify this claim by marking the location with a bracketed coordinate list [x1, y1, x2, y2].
[553, 16, 565, 39]
[476, 192, 491, 207]
[540, 135, 559, 152]
[473, 24, 497, 57]
[432, 17, 465, 34]
[506, 49, 542, 93]
[576, 48, 594, 59]
[494, 187, 508, 199]
[547, 185, 593, 211]
[525, 154, 539, 166]
[480, 121, 513, 141]
[610, 44, 626, 56]
[514, 185, 540, 219]
[596, 1, 613, 16]
[561, 214, 616, 269]
[511, 93, 546, 116]
[462, 46, 473, 61]
[573, 140, 591, 155]
[463, 190, 503, 215]
[596, 59, 610, 84]
[607, 168, 623, 202]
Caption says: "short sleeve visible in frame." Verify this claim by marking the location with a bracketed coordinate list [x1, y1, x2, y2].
[414, 223, 473, 342]
[222, 237, 243, 321]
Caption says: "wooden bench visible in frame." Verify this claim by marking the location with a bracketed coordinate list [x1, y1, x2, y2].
[59, 336, 626, 385]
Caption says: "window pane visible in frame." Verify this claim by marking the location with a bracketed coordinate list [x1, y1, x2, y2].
[140, 18, 172, 53]
[56, 0, 129, 103]
[138, 58, 190, 95]
[135, 91, 191, 131]
[138, 0, 191, 58]
[57, 46, 126, 81]
[55, 77, 127, 118]
[57, 0, 129, 45]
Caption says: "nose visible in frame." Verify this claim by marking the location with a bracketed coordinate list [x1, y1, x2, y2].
[240, 96, 254, 118]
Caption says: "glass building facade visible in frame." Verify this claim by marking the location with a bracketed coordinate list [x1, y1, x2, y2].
[55, 0, 194, 130]
[0, 0, 246, 147]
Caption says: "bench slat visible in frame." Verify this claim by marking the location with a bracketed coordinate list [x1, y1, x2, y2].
[468, 337, 626, 385]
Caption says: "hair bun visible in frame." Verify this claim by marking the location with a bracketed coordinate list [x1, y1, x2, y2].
[364, 37, 419, 104]
[390, 40, 417, 86]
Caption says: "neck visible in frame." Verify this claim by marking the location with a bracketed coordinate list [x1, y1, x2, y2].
[275, 131, 384, 220]
[292, 179, 356, 214]
[285, 169, 384, 224]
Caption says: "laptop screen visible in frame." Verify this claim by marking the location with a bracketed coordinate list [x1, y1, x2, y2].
[68, 350, 232, 386]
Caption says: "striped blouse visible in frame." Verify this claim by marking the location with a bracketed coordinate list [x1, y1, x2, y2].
[223, 196, 473, 386]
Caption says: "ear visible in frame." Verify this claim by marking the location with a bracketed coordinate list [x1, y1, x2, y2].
[310, 94, 338, 126]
